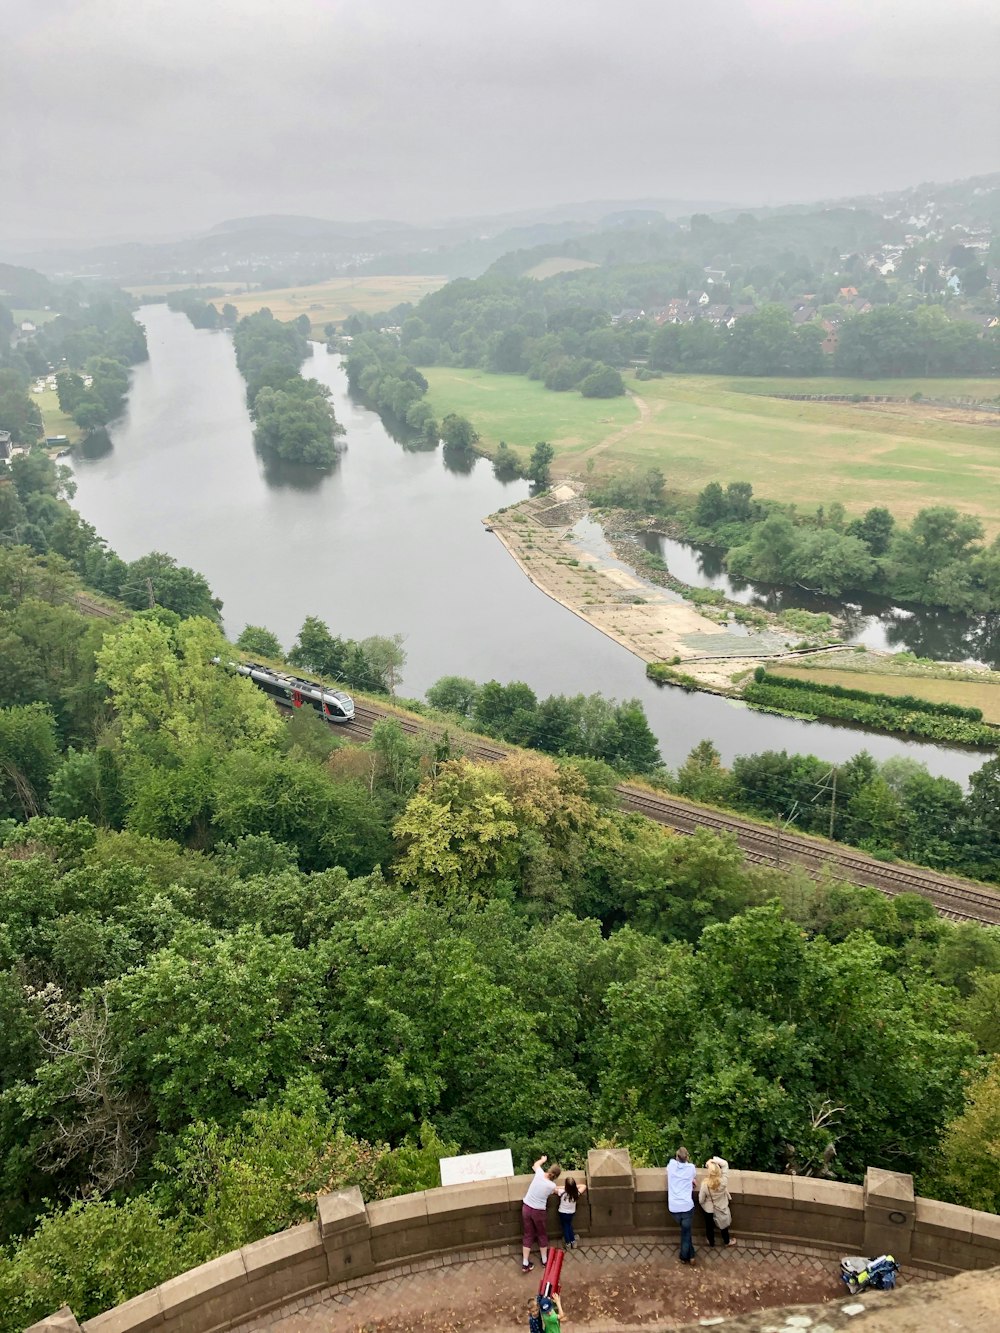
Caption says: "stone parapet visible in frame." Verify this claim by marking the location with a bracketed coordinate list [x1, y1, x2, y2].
[29, 1154, 1000, 1333]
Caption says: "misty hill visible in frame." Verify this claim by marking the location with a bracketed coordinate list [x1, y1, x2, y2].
[0, 262, 55, 309]
[4, 198, 738, 288]
[6, 174, 996, 293]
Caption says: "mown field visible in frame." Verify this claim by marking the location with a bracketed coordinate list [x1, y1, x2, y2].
[32, 387, 82, 444]
[772, 662, 1000, 725]
[424, 367, 638, 455]
[128, 276, 447, 335]
[423, 368, 1000, 534]
[525, 256, 599, 280]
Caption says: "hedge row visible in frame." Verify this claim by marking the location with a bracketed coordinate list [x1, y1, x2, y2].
[744, 680, 998, 747]
[753, 668, 984, 721]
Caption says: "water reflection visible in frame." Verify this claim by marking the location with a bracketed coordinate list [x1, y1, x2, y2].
[75, 430, 114, 461]
[254, 443, 342, 490]
[442, 443, 477, 475]
[643, 532, 1000, 669]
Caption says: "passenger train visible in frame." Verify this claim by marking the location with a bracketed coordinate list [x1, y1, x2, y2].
[228, 660, 355, 723]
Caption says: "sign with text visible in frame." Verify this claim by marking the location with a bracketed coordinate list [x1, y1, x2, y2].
[439, 1148, 514, 1187]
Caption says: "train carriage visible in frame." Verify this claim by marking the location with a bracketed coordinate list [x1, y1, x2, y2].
[231, 660, 355, 722]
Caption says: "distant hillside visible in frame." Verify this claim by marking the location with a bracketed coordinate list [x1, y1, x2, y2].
[0, 262, 54, 309]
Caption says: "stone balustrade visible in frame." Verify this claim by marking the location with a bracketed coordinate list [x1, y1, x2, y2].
[23, 1151, 1000, 1333]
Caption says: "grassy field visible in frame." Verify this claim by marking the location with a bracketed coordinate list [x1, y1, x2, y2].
[424, 368, 638, 457]
[32, 387, 82, 444]
[525, 256, 599, 280]
[11, 308, 59, 325]
[127, 276, 448, 336]
[423, 367, 1000, 534]
[724, 375, 1000, 401]
[773, 662, 1000, 725]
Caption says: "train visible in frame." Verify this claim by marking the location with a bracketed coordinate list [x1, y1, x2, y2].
[227, 660, 355, 723]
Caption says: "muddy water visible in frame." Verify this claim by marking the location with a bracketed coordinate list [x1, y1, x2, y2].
[67, 306, 985, 784]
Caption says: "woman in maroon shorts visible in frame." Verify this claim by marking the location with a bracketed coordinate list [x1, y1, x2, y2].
[521, 1154, 562, 1273]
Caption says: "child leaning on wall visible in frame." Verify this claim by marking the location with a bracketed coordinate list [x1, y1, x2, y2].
[557, 1175, 587, 1248]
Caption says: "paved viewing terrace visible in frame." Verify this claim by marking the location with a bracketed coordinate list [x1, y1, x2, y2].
[237, 1236, 924, 1332]
[25, 1151, 1000, 1333]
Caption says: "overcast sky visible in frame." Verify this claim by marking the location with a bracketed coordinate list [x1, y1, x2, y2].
[3, 0, 998, 244]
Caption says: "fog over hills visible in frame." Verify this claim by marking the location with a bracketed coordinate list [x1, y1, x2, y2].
[5, 174, 996, 290]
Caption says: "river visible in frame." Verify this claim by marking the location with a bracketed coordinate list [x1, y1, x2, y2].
[68, 305, 986, 785]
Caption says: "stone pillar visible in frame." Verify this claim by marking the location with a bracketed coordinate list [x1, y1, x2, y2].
[586, 1147, 635, 1236]
[863, 1166, 915, 1260]
[23, 1309, 82, 1333]
[317, 1186, 374, 1282]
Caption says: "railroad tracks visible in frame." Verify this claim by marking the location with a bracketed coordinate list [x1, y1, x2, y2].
[347, 704, 1000, 926]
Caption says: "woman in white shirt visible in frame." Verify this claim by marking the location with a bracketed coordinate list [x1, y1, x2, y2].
[521, 1154, 561, 1273]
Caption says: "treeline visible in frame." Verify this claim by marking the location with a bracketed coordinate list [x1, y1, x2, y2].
[165, 290, 238, 329]
[232, 310, 343, 467]
[425, 675, 662, 774]
[673, 739, 1000, 882]
[0, 452, 221, 621]
[2, 593, 1000, 1321]
[344, 332, 438, 440]
[240, 615, 408, 697]
[673, 481, 1000, 614]
[349, 270, 997, 389]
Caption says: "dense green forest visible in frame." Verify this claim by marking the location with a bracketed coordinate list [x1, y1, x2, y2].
[2, 429, 1000, 1324]
[231, 310, 343, 467]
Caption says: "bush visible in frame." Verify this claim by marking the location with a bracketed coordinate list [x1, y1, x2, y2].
[0, 1197, 190, 1331]
[756, 671, 984, 720]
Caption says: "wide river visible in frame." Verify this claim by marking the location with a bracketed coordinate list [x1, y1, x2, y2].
[69, 306, 986, 785]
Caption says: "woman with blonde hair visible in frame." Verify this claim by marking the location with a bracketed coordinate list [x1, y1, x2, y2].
[699, 1155, 732, 1247]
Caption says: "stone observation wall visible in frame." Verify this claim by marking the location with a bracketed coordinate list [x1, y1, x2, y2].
[25, 1150, 1000, 1333]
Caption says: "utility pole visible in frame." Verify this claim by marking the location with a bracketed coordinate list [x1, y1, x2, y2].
[776, 801, 800, 867]
[812, 768, 839, 840]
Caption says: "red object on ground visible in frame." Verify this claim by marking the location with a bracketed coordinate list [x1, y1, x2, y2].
[538, 1249, 563, 1297]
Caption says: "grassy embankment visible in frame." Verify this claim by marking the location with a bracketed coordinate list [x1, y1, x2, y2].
[127, 276, 448, 338]
[423, 368, 1000, 535]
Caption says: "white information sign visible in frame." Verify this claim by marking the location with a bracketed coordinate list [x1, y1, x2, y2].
[439, 1148, 515, 1187]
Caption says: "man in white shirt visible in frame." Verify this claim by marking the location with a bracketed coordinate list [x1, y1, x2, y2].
[666, 1146, 698, 1263]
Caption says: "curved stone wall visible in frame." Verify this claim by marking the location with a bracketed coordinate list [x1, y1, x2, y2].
[24, 1150, 1000, 1333]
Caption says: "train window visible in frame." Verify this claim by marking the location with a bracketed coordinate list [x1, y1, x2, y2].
[324, 699, 345, 718]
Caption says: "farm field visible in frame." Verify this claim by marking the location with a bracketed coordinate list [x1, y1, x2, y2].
[32, 387, 82, 444]
[772, 662, 1000, 725]
[424, 368, 637, 457]
[128, 276, 448, 335]
[525, 256, 600, 280]
[423, 368, 1000, 534]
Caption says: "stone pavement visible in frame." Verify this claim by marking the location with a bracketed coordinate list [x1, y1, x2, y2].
[237, 1237, 932, 1333]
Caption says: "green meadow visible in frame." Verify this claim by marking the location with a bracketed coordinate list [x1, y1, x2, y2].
[423, 367, 1000, 534]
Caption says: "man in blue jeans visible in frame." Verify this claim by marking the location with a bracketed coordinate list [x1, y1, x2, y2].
[666, 1146, 698, 1263]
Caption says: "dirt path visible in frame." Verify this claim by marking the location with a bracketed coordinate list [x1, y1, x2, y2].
[578, 389, 653, 465]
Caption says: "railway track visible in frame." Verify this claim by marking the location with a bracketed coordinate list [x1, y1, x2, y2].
[346, 704, 1000, 926]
